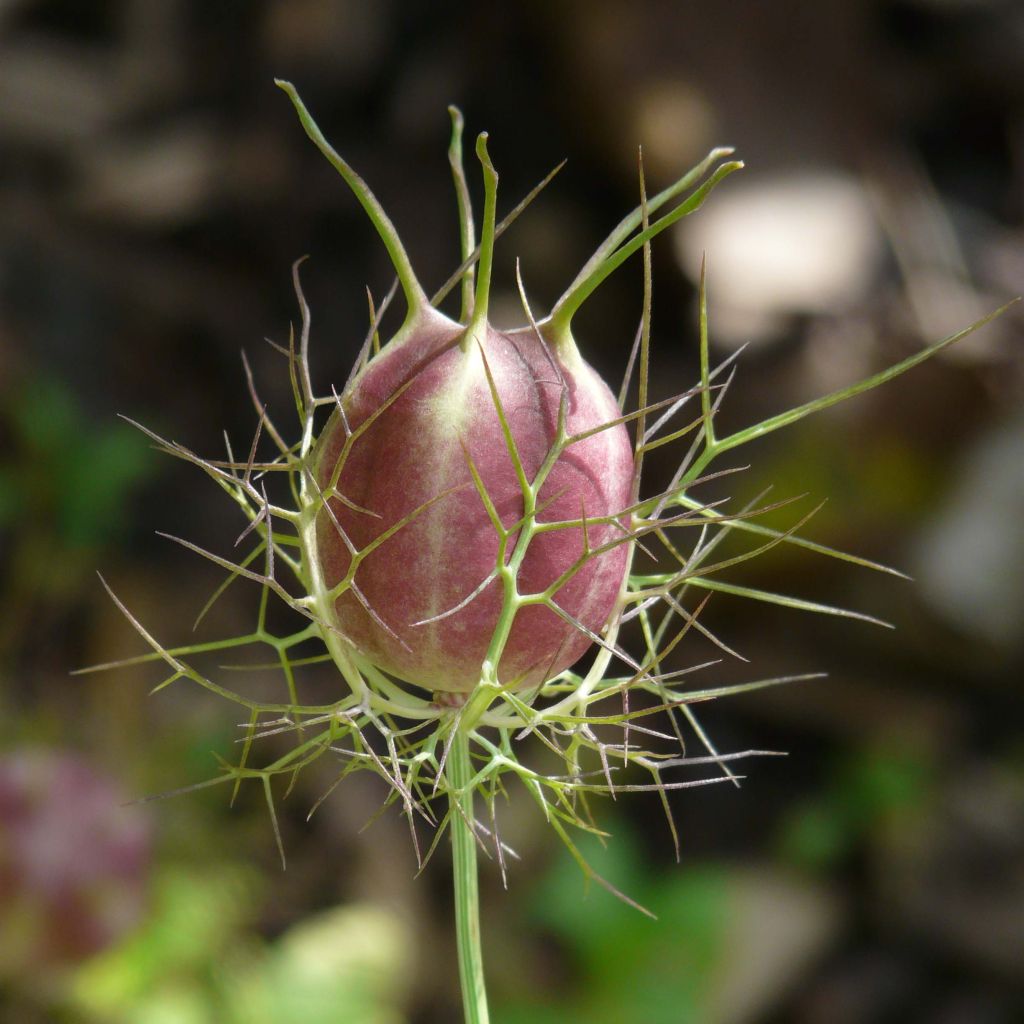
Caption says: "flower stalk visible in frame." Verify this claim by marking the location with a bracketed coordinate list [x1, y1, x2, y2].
[449, 728, 489, 1024]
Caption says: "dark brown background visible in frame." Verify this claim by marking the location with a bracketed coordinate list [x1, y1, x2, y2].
[1, 2, 1022, 1022]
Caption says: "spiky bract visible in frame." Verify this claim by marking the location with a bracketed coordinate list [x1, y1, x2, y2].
[83, 81, 1011, 885]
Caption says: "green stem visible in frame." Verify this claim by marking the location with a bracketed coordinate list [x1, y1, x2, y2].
[670, 299, 1017, 501]
[710, 300, 1015, 456]
[447, 106, 476, 323]
[468, 133, 498, 340]
[548, 158, 743, 339]
[275, 79, 428, 320]
[449, 729, 490, 1024]
[553, 146, 734, 315]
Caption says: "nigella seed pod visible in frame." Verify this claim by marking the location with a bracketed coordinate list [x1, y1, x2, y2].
[273, 80, 742, 706]
[314, 311, 634, 693]
[288, 98, 648, 696]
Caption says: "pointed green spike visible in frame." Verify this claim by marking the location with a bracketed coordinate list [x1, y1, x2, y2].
[447, 106, 476, 322]
[468, 132, 498, 341]
[276, 79, 428, 321]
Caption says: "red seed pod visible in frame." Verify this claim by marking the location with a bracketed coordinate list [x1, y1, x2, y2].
[273, 81, 737, 699]
[314, 309, 633, 693]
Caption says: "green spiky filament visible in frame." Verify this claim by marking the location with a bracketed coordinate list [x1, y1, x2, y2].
[86, 263, 1012, 879]
[667, 296, 1019, 505]
[467, 133, 497, 341]
[275, 80, 428, 322]
[447, 107, 476, 323]
[546, 151, 743, 344]
[87, 84, 1018, 939]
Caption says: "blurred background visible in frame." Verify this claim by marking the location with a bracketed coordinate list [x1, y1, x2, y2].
[1, 1, 1023, 1022]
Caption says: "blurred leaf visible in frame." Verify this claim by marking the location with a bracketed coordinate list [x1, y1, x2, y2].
[1, 373, 152, 550]
[776, 802, 852, 872]
[777, 744, 935, 872]
[838, 744, 934, 825]
[11, 376, 79, 455]
[226, 904, 413, 1024]
[128, 986, 210, 1024]
[71, 867, 411, 1024]
[71, 864, 261, 1020]
[59, 426, 152, 546]
[500, 828, 729, 1024]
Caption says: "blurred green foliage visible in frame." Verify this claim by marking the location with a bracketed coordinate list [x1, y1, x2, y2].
[70, 865, 412, 1024]
[714, 422, 940, 575]
[0, 372, 152, 662]
[777, 743, 936, 873]
[498, 829, 729, 1024]
[0, 374, 151, 550]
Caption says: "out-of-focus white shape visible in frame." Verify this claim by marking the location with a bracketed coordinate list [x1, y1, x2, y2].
[72, 121, 220, 226]
[0, 39, 116, 144]
[913, 413, 1024, 651]
[704, 869, 841, 1024]
[675, 172, 884, 348]
[631, 78, 717, 181]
